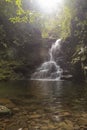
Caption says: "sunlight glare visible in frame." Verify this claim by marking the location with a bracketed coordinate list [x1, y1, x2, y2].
[37, 0, 63, 13]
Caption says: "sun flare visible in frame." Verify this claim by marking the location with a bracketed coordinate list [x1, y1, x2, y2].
[37, 0, 63, 13]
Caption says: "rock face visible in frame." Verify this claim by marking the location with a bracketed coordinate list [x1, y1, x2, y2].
[0, 16, 43, 80]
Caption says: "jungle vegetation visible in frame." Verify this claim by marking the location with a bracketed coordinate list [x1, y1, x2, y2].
[0, 0, 87, 80]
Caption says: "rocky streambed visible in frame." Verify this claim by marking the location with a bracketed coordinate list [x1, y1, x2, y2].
[0, 97, 87, 130]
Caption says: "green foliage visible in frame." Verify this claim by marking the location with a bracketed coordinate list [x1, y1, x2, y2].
[4, 0, 72, 38]
[59, 6, 72, 39]
[38, 6, 72, 39]
[9, 16, 28, 23]
[4, 0, 40, 23]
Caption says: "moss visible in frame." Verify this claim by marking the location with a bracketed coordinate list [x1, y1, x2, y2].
[0, 60, 26, 80]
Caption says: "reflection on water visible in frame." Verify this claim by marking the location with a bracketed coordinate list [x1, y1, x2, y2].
[0, 80, 87, 112]
[0, 80, 87, 129]
[29, 80, 87, 112]
[28, 81, 62, 98]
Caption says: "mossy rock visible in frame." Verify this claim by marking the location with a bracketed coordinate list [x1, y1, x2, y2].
[0, 105, 11, 115]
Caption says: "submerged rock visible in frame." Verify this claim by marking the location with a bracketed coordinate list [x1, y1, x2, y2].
[61, 74, 73, 80]
[58, 121, 74, 130]
[0, 105, 11, 115]
[0, 98, 15, 108]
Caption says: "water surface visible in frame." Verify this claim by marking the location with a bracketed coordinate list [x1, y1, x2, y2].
[0, 80, 87, 129]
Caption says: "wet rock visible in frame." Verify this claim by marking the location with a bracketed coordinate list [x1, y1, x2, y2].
[61, 74, 73, 80]
[74, 125, 80, 130]
[82, 113, 87, 118]
[65, 120, 73, 125]
[84, 128, 87, 130]
[3, 119, 10, 123]
[33, 126, 40, 129]
[42, 119, 50, 124]
[47, 124, 56, 129]
[0, 98, 15, 108]
[0, 98, 12, 104]
[18, 128, 23, 130]
[6, 123, 19, 130]
[0, 105, 11, 115]
[78, 118, 87, 126]
[58, 121, 74, 130]
[51, 115, 60, 122]
[22, 111, 28, 115]
[29, 114, 41, 119]
[12, 107, 20, 112]
[63, 112, 71, 116]
[23, 128, 29, 130]
[18, 121, 27, 128]
[41, 126, 50, 129]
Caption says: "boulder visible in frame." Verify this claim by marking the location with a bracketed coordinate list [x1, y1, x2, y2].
[0, 105, 11, 115]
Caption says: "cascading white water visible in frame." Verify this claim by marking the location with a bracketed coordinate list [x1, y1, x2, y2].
[31, 39, 63, 80]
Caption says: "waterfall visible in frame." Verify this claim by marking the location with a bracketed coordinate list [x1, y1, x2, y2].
[31, 39, 63, 80]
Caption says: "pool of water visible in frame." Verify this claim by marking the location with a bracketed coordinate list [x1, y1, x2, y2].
[0, 80, 87, 129]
